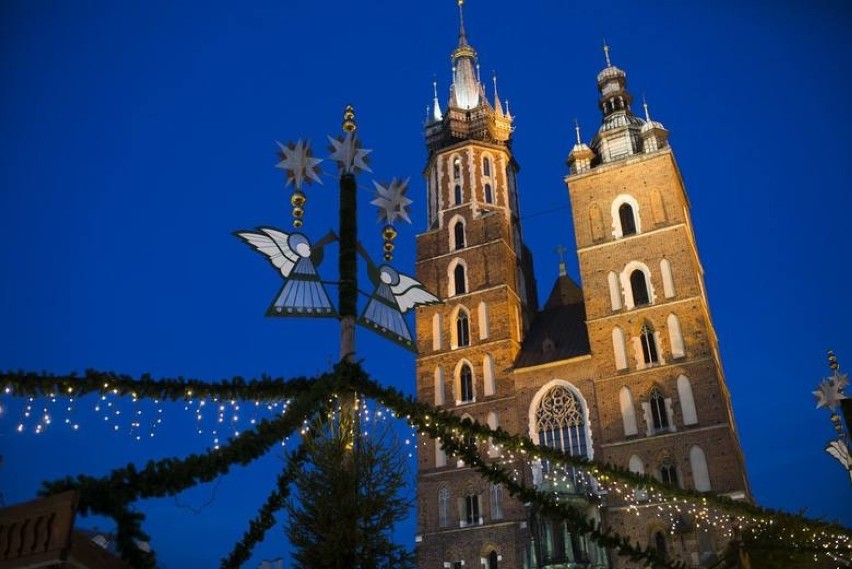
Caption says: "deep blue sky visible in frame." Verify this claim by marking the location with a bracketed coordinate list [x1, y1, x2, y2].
[1, 1, 851, 567]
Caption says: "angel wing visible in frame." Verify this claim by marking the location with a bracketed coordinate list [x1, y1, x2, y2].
[826, 439, 851, 470]
[390, 272, 441, 313]
[234, 227, 300, 278]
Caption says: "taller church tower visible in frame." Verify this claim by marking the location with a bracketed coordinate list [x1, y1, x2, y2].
[413, 6, 750, 569]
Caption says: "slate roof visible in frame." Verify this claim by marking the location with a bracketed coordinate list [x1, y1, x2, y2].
[515, 275, 591, 369]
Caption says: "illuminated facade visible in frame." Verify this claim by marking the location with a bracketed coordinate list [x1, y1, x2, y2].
[413, 5, 750, 568]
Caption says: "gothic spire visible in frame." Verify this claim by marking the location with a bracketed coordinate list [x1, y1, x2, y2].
[431, 80, 443, 122]
[493, 72, 504, 117]
[450, 0, 480, 110]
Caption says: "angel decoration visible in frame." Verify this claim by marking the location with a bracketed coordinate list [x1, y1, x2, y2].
[357, 179, 440, 351]
[234, 228, 338, 317]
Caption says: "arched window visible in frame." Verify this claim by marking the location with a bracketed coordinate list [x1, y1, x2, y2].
[459, 363, 474, 402]
[630, 269, 650, 306]
[435, 440, 447, 468]
[453, 220, 465, 249]
[438, 488, 450, 527]
[628, 455, 645, 475]
[456, 311, 470, 347]
[654, 531, 668, 558]
[608, 271, 622, 310]
[483, 156, 491, 176]
[612, 327, 628, 370]
[454, 184, 462, 205]
[640, 323, 659, 364]
[487, 411, 499, 457]
[464, 491, 481, 526]
[432, 313, 442, 351]
[660, 258, 675, 298]
[535, 385, 589, 466]
[690, 445, 711, 492]
[619, 203, 637, 236]
[488, 550, 499, 568]
[454, 263, 467, 295]
[483, 354, 495, 396]
[453, 157, 461, 180]
[478, 302, 490, 340]
[619, 386, 638, 436]
[677, 375, 698, 425]
[434, 367, 445, 406]
[484, 183, 493, 204]
[660, 460, 678, 487]
[489, 485, 503, 520]
[667, 313, 684, 358]
[650, 386, 669, 430]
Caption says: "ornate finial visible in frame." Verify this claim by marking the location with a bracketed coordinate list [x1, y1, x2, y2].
[505, 99, 511, 117]
[342, 104, 356, 133]
[431, 79, 443, 122]
[603, 39, 612, 67]
[433, 79, 439, 99]
[573, 119, 582, 145]
[476, 62, 481, 81]
[458, 0, 467, 44]
[829, 350, 839, 372]
[642, 94, 651, 121]
[555, 245, 568, 277]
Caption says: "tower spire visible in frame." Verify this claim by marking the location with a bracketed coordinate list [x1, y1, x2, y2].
[642, 94, 651, 121]
[432, 79, 443, 122]
[493, 71, 504, 117]
[603, 38, 612, 67]
[574, 118, 582, 145]
[458, 0, 468, 47]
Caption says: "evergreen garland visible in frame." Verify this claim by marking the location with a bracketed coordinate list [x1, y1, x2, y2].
[2, 361, 849, 568]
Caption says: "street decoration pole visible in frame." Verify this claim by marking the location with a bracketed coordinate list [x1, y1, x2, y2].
[813, 350, 851, 484]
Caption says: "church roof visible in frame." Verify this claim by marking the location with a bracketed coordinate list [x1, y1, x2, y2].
[515, 275, 590, 369]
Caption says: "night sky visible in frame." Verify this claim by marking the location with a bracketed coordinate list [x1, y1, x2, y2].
[1, 1, 851, 567]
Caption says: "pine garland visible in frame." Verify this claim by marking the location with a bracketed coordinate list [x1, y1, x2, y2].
[3, 361, 850, 568]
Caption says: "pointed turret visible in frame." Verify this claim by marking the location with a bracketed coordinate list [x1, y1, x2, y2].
[640, 96, 669, 153]
[591, 41, 644, 164]
[431, 80, 443, 123]
[450, 0, 480, 110]
[493, 72, 504, 118]
[567, 119, 594, 174]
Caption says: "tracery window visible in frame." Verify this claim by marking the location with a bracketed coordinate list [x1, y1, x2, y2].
[640, 323, 659, 364]
[660, 461, 678, 487]
[464, 492, 480, 526]
[536, 385, 588, 467]
[438, 488, 450, 527]
[650, 386, 669, 430]
[456, 311, 470, 347]
[459, 364, 474, 402]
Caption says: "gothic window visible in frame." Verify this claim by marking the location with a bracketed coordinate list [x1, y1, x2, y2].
[660, 461, 678, 487]
[454, 184, 462, 205]
[619, 203, 637, 236]
[690, 445, 711, 491]
[464, 493, 480, 526]
[654, 531, 669, 559]
[677, 375, 698, 425]
[483, 354, 495, 396]
[608, 271, 622, 310]
[453, 157, 461, 180]
[650, 386, 669, 430]
[478, 301, 490, 340]
[640, 323, 659, 364]
[438, 488, 450, 527]
[432, 313, 443, 351]
[619, 386, 638, 436]
[535, 385, 589, 473]
[488, 550, 498, 569]
[667, 313, 685, 358]
[612, 326, 628, 370]
[490, 484, 503, 520]
[483, 156, 491, 176]
[434, 367, 445, 405]
[454, 263, 467, 295]
[484, 183, 493, 204]
[660, 258, 675, 298]
[456, 311, 470, 347]
[630, 269, 650, 306]
[453, 220, 465, 249]
[459, 363, 474, 402]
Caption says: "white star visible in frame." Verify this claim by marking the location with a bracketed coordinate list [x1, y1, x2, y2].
[813, 377, 847, 410]
[275, 139, 323, 190]
[371, 178, 413, 225]
[327, 132, 372, 175]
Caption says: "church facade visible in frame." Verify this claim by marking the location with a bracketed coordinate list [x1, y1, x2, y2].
[413, 5, 750, 569]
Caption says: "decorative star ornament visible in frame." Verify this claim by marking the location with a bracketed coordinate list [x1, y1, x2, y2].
[813, 376, 847, 410]
[371, 178, 413, 225]
[327, 132, 372, 175]
[275, 139, 323, 190]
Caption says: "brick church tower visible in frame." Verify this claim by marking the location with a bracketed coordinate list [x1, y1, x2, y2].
[413, 5, 750, 569]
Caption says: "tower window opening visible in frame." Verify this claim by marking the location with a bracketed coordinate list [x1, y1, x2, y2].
[641, 323, 659, 364]
[438, 488, 450, 527]
[453, 221, 465, 249]
[453, 157, 461, 180]
[484, 183, 493, 204]
[459, 363, 473, 402]
[630, 269, 650, 306]
[488, 550, 498, 569]
[464, 493, 480, 526]
[619, 203, 637, 236]
[483, 156, 491, 176]
[660, 462, 678, 487]
[650, 386, 669, 430]
[454, 184, 462, 205]
[456, 312, 470, 347]
[454, 263, 467, 295]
